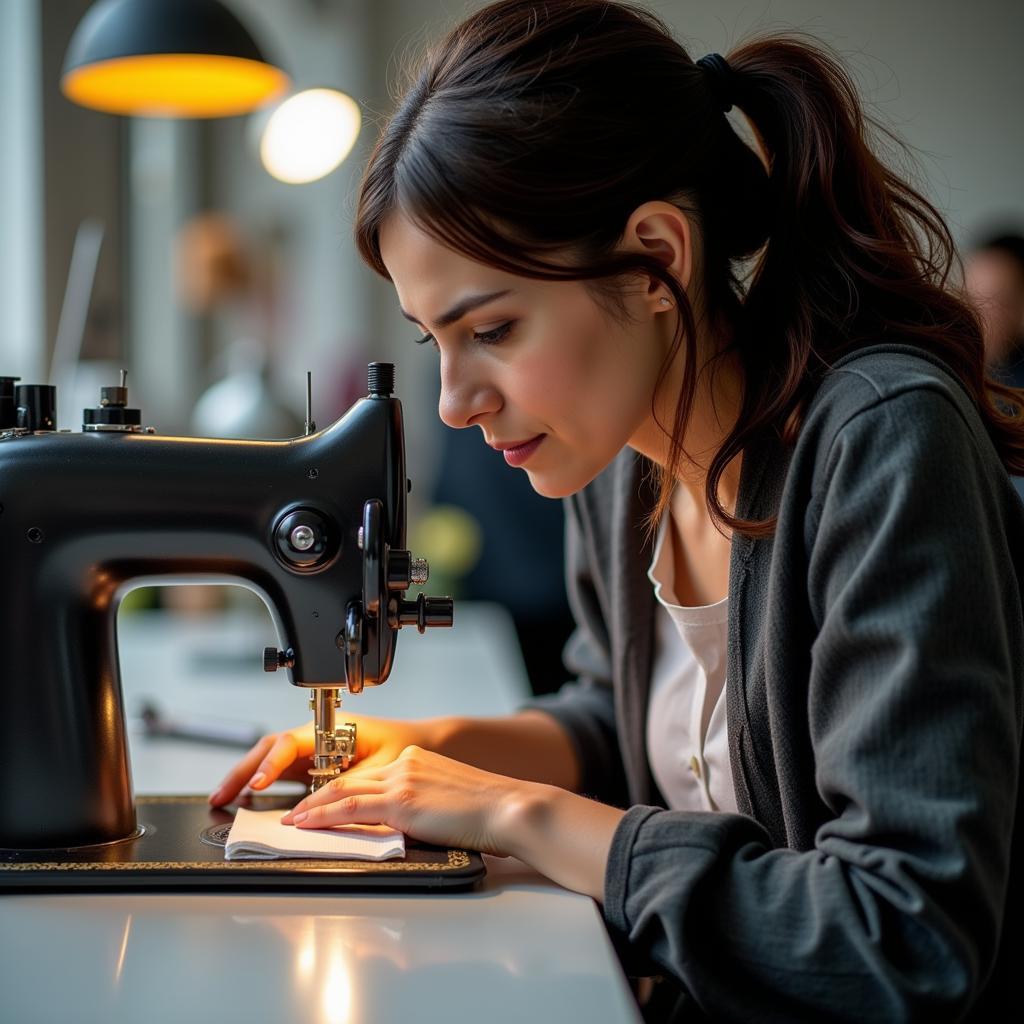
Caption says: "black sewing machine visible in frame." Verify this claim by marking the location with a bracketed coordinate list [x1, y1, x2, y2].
[0, 364, 481, 891]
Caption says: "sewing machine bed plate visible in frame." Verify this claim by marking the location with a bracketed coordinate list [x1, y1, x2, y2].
[0, 795, 486, 893]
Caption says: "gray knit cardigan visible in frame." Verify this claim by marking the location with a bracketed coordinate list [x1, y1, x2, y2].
[525, 343, 1024, 1022]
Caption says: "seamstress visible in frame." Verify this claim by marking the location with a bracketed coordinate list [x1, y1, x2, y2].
[210, 1, 1024, 1019]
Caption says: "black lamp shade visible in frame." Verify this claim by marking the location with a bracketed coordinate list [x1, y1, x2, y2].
[62, 0, 290, 118]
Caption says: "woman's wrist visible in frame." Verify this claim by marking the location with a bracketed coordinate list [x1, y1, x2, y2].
[420, 714, 463, 756]
[491, 780, 627, 902]
[491, 779, 557, 861]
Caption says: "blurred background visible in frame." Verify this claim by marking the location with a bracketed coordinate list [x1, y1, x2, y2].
[2, 0, 1022, 697]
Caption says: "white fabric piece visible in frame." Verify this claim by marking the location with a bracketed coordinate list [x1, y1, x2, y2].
[645, 494, 738, 813]
[225, 807, 405, 861]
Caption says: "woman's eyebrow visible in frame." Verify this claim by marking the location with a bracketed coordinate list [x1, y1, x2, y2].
[399, 289, 513, 330]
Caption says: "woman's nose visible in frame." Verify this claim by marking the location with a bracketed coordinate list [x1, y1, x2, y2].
[437, 355, 501, 430]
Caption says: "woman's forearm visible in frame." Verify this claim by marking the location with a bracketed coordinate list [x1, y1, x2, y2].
[428, 710, 582, 791]
[496, 782, 627, 902]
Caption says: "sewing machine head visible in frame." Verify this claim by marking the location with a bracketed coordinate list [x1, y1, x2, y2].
[0, 363, 453, 850]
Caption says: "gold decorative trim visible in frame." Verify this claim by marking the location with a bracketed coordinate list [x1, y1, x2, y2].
[2, 849, 471, 872]
[137, 795, 222, 805]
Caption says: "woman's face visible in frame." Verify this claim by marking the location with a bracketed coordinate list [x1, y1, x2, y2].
[379, 213, 672, 498]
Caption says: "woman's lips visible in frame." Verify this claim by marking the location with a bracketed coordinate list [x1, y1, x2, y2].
[501, 434, 545, 467]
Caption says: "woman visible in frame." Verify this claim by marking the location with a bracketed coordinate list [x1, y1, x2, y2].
[210, 2, 1024, 1019]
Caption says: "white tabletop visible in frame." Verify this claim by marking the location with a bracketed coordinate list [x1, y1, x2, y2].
[0, 600, 642, 1024]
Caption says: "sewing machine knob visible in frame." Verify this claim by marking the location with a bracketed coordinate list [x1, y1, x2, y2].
[367, 362, 395, 398]
[263, 647, 295, 672]
[82, 372, 144, 431]
[15, 384, 57, 431]
[385, 550, 429, 589]
[273, 508, 335, 570]
[398, 593, 454, 633]
[0, 377, 20, 429]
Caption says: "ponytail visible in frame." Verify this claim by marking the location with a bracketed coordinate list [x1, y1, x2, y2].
[700, 34, 1024, 536]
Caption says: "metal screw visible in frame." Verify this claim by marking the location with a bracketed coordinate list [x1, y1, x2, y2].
[290, 524, 316, 551]
[26, 527, 44, 544]
[307, 468, 319, 480]
[357, 526, 364, 549]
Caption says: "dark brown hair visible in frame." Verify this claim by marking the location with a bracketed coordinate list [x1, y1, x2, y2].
[354, 0, 1024, 538]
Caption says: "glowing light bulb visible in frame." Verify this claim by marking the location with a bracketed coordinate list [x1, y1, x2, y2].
[259, 88, 361, 185]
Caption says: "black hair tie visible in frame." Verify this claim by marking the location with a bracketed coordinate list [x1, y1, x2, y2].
[696, 53, 734, 113]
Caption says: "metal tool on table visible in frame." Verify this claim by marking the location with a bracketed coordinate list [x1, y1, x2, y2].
[0, 363, 469, 891]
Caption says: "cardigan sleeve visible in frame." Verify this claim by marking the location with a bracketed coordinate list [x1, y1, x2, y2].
[519, 494, 630, 807]
[602, 387, 1022, 1022]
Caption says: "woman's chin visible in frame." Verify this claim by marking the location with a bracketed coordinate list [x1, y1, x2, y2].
[524, 463, 602, 500]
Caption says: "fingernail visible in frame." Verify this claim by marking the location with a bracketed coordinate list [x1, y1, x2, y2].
[208, 790, 222, 805]
[293, 811, 308, 823]
[250, 772, 266, 788]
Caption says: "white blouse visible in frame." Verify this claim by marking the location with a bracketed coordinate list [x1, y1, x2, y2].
[645, 496, 738, 813]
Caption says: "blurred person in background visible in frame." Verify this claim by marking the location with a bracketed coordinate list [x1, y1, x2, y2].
[965, 232, 1024, 383]
[965, 231, 1024, 499]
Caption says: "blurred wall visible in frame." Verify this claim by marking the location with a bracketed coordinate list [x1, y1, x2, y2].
[204, 0, 378, 420]
[39, 0, 124, 375]
[5, 0, 1022, 445]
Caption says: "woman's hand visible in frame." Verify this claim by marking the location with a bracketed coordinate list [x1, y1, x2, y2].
[279, 744, 537, 856]
[208, 713, 439, 807]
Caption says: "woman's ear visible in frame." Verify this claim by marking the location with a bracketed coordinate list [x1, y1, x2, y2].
[621, 201, 693, 306]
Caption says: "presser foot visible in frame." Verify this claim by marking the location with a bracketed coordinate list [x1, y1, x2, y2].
[308, 725, 356, 791]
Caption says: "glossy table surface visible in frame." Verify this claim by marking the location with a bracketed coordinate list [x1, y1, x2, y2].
[0, 601, 641, 1024]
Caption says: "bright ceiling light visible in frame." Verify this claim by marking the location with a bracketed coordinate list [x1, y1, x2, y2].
[259, 88, 361, 185]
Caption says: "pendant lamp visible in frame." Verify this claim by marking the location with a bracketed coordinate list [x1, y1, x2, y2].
[61, 0, 290, 118]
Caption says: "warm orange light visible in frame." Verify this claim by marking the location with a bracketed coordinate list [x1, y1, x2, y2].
[61, 53, 289, 118]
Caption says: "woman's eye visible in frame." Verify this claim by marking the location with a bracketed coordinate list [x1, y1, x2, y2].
[414, 321, 514, 351]
[472, 321, 514, 345]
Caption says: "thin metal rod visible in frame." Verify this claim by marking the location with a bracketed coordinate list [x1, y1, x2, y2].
[309, 687, 342, 791]
[304, 371, 316, 435]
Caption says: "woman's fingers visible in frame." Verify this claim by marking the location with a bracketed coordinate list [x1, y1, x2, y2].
[208, 729, 303, 806]
[289, 792, 394, 830]
[280, 773, 387, 822]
